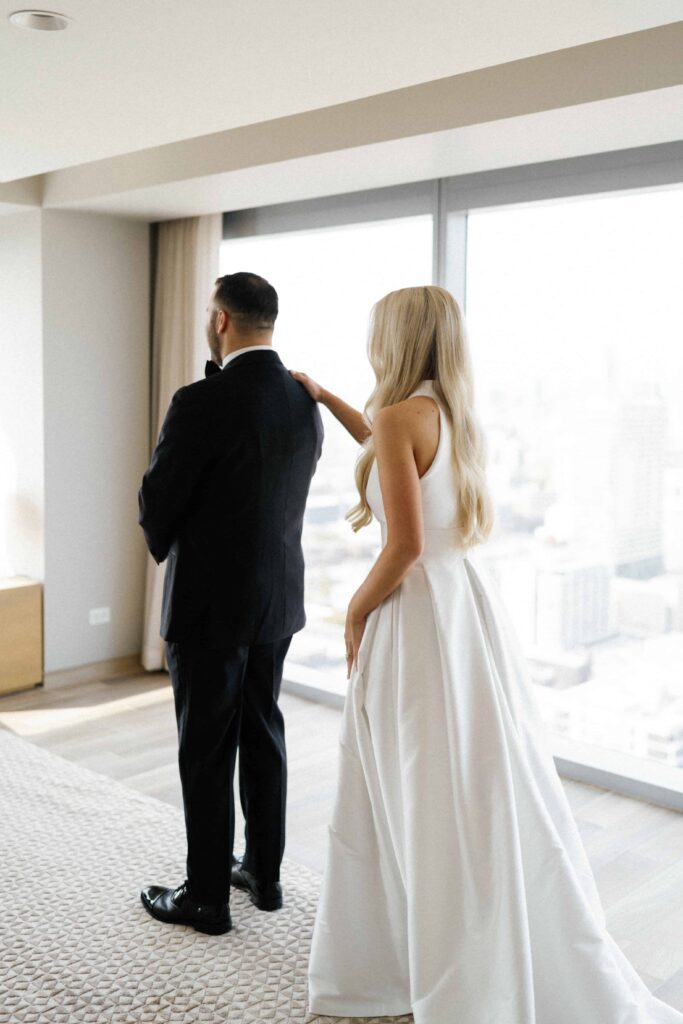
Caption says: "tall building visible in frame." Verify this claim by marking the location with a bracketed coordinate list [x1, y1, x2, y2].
[663, 453, 683, 573]
[547, 388, 668, 579]
[535, 560, 612, 649]
[614, 390, 668, 578]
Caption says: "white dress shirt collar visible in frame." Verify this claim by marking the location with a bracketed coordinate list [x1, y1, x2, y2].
[221, 344, 274, 368]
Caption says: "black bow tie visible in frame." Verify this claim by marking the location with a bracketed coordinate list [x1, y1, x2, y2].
[205, 359, 222, 377]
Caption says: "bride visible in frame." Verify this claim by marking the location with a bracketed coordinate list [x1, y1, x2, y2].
[290, 285, 683, 1024]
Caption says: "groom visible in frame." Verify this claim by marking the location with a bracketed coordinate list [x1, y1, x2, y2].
[137, 271, 323, 934]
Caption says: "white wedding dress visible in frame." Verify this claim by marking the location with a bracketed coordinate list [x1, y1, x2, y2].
[307, 379, 683, 1024]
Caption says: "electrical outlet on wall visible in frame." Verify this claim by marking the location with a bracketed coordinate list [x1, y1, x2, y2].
[89, 606, 111, 626]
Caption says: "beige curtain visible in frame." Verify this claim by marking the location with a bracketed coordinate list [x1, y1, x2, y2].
[141, 213, 222, 671]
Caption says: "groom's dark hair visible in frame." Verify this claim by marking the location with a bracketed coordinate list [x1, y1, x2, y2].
[214, 272, 278, 332]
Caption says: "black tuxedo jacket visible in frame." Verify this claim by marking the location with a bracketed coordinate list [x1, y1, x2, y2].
[138, 349, 324, 646]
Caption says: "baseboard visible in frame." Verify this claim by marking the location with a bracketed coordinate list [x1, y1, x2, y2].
[43, 654, 144, 690]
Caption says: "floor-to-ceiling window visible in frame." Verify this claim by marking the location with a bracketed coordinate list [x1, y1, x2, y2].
[221, 212, 433, 693]
[465, 185, 683, 770]
[217, 149, 683, 801]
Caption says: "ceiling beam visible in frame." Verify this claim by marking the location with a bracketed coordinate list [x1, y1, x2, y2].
[36, 22, 682, 210]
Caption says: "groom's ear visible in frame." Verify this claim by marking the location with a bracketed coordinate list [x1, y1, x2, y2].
[215, 307, 228, 334]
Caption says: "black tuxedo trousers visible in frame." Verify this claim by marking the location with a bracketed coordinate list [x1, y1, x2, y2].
[166, 633, 292, 903]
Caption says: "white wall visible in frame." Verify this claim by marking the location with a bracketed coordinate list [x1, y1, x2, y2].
[0, 210, 44, 581]
[41, 210, 150, 672]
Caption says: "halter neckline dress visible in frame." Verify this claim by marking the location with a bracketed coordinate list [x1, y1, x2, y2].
[307, 379, 683, 1024]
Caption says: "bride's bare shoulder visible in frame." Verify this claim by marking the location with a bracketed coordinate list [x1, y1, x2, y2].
[372, 395, 439, 435]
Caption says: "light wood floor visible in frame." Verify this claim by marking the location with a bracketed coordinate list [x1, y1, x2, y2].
[2, 670, 683, 1005]
[0, 672, 342, 876]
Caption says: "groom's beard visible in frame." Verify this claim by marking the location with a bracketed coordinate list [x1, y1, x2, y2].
[206, 317, 222, 364]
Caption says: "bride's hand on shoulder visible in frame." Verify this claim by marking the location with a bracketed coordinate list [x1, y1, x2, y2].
[344, 598, 367, 679]
[289, 370, 325, 403]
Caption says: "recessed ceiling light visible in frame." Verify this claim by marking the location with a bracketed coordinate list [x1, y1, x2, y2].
[9, 10, 71, 31]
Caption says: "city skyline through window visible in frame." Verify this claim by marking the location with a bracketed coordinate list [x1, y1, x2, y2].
[219, 184, 683, 773]
[466, 185, 683, 768]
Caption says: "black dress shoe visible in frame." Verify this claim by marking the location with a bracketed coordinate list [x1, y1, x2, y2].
[231, 859, 282, 911]
[140, 881, 232, 934]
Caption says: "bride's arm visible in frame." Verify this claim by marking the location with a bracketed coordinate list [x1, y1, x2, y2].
[321, 387, 372, 444]
[289, 371, 371, 444]
[344, 402, 424, 676]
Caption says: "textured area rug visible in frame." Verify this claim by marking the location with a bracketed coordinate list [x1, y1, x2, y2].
[0, 728, 413, 1024]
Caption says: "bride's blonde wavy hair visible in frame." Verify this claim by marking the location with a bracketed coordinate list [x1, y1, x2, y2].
[345, 285, 495, 550]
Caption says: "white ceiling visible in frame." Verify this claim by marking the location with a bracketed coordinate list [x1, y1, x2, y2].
[2, 0, 683, 183]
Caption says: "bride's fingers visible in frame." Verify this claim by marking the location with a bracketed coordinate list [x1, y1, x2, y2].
[345, 643, 354, 678]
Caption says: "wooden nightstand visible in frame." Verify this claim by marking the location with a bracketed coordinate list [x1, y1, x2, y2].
[0, 577, 43, 695]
